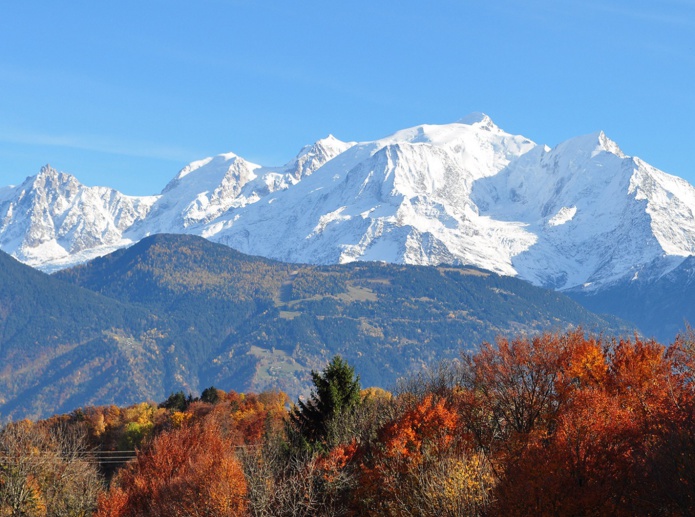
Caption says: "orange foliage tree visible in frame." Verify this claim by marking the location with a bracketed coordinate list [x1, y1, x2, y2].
[227, 390, 288, 445]
[481, 332, 695, 516]
[356, 394, 493, 516]
[456, 331, 580, 465]
[96, 420, 247, 516]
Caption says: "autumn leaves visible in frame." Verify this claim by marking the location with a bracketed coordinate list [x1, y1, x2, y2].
[3, 330, 695, 515]
[450, 332, 695, 515]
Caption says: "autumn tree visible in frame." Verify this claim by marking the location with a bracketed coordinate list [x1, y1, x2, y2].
[639, 331, 695, 514]
[483, 333, 693, 516]
[225, 391, 289, 445]
[0, 420, 102, 517]
[356, 394, 494, 516]
[494, 388, 641, 516]
[96, 420, 247, 516]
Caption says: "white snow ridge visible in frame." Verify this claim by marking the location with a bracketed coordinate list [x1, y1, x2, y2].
[548, 207, 577, 227]
[2, 115, 695, 293]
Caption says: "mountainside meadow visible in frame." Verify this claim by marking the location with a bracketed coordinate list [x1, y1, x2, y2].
[2, 330, 694, 516]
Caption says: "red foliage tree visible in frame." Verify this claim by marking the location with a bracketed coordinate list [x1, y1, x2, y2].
[487, 333, 693, 516]
[96, 420, 248, 516]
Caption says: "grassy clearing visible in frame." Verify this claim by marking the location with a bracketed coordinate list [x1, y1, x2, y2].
[247, 345, 305, 384]
[437, 266, 490, 277]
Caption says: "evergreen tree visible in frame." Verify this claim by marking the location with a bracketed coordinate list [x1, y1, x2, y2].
[200, 386, 221, 405]
[289, 355, 361, 451]
[159, 391, 192, 412]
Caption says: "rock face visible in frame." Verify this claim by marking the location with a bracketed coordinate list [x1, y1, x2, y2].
[3, 115, 695, 293]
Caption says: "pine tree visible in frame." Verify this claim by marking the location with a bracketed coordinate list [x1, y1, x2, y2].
[200, 386, 221, 404]
[289, 355, 361, 451]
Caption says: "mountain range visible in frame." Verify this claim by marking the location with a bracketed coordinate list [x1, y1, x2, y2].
[2, 114, 694, 339]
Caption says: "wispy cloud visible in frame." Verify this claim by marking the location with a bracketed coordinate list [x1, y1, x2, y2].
[0, 128, 197, 162]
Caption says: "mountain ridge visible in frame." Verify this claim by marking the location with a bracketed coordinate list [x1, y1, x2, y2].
[2, 114, 694, 296]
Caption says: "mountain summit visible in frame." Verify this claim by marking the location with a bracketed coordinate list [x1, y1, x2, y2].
[2, 114, 695, 292]
[457, 111, 496, 129]
[0, 165, 156, 268]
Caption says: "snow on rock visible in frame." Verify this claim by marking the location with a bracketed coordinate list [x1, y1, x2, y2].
[129, 136, 355, 240]
[285, 135, 355, 180]
[472, 131, 695, 290]
[548, 207, 577, 227]
[208, 117, 537, 274]
[140, 153, 262, 234]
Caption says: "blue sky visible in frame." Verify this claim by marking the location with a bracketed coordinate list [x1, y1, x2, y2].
[1, 0, 693, 195]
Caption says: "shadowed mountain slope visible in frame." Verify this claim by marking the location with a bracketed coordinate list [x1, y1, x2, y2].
[0, 251, 166, 421]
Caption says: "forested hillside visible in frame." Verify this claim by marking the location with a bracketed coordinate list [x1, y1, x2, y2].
[55, 234, 632, 403]
[0, 251, 166, 420]
[1, 234, 633, 420]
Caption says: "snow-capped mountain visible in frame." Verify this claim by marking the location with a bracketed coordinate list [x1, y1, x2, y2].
[3, 114, 695, 293]
[0, 165, 156, 268]
[472, 131, 695, 289]
[211, 113, 537, 268]
[132, 135, 354, 236]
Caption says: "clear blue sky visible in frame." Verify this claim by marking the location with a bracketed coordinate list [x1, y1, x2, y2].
[1, 0, 693, 195]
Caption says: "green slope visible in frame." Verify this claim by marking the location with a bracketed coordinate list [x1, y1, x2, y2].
[0, 252, 168, 421]
[56, 234, 634, 400]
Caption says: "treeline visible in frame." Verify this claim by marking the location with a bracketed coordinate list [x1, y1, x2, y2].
[2, 329, 695, 515]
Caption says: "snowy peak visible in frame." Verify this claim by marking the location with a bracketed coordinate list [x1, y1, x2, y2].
[457, 112, 496, 130]
[473, 128, 695, 290]
[144, 135, 355, 236]
[376, 118, 537, 182]
[31, 164, 80, 191]
[627, 158, 695, 259]
[38, 163, 59, 178]
[597, 131, 625, 158]
[0, 166, 156, 268]
[163, 152, 251, 193]
[2, 116, 695, 296]
[550, 131, 625, 165]
[285, 134, 355, 180]
[144, 153, 264, 233]
[209, 119, 539, 271]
